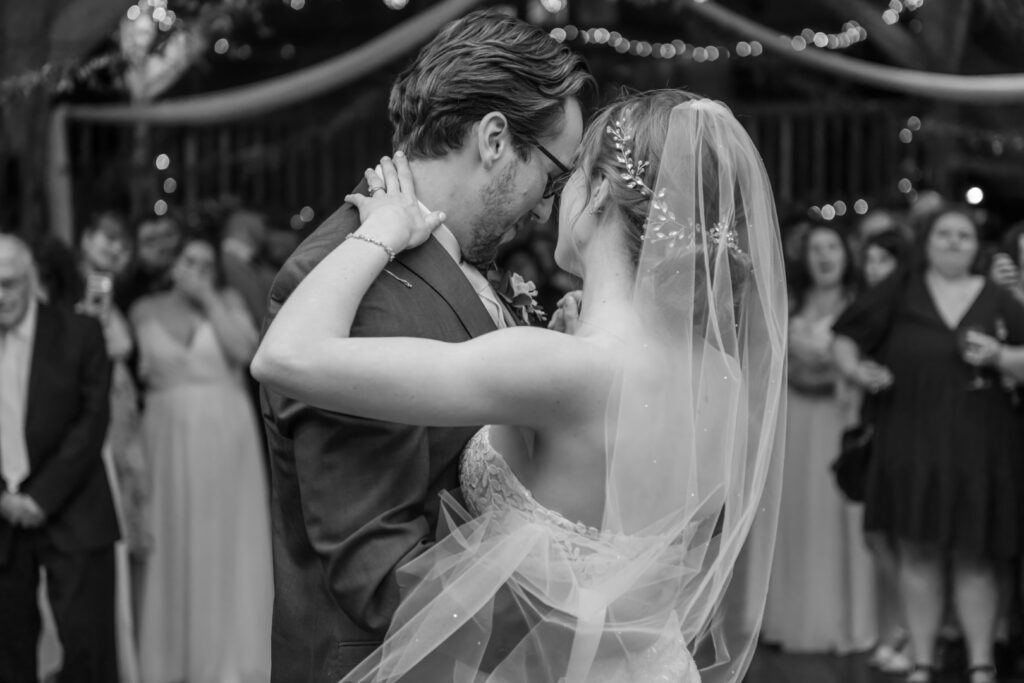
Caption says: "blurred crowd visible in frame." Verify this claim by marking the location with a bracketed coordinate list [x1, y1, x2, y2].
[763, 190, 1024, 683]
[16, 207, 299, 682]
[6, 187, 1024, 683]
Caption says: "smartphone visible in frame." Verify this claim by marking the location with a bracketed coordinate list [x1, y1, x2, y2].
[85, 272, 114, 313]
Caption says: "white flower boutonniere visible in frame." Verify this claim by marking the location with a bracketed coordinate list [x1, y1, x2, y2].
[486, 267, 548, 326]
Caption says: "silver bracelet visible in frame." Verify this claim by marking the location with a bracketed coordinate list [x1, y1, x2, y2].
[345, 232, 396, 262]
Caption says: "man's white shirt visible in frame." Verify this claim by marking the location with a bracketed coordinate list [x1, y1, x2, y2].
[0, 299, 36, 492]
[423, 208, 509, 330]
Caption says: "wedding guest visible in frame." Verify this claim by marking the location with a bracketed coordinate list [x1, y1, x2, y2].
[220, 208, 277, 460]
[764, 221, 877, 653]
[779, 207, 812, 269]
[28, 217, 144, 683]
[862, 229, 911, 289]
[131, 233, 272, 682]
[833, 205, 1024, 683]
[858, 228, 915, 674]
[221, 208, 276, 326]
[76, 213, 147, 545]
[988, 221, 1024, 307]
[854, 207, 899, 250]
[114, 214, 182, 312]
[0, 234, 119, 683]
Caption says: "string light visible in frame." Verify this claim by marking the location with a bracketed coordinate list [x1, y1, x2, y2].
[883, 0, 926, 25]
[540, 0, 567, 11]
[551, 20, 865, 63]
[809, 199, 870, 221]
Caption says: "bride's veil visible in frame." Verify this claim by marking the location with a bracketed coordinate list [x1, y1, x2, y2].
[342, 95, 787, 683]
[598, 96, 788, 682]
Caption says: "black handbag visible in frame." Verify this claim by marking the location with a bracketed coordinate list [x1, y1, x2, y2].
[831, 423, 873, 503]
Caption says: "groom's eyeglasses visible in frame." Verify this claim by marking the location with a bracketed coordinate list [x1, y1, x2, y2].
[534, 143, 573, 199]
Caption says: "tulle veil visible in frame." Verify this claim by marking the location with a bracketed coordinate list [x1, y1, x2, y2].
[343, 96, 787, 683]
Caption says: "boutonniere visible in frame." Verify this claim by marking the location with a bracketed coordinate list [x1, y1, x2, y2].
[486, 267, 548, 326]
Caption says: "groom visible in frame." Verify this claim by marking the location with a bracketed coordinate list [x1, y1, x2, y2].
[258, 9, 592, 682]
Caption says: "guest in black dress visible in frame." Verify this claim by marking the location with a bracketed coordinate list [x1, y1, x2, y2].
[857, 228, 915, 674]
[833, 206, 1024, 683]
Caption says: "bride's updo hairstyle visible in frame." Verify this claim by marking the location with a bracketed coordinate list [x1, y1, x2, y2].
[575, 90, 754, 321]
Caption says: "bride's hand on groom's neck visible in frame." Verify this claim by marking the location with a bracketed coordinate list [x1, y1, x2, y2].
[548, 290, 582, 335]
[345, 153, 445, 255]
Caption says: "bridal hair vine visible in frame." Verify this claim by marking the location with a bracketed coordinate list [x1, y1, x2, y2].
[607, 118, 744, 256]
[644, 190, 743, 256]
[607, 120, 653, 198]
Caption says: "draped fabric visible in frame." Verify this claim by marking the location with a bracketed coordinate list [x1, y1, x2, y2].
[63, 0, 484, 125]
[684, 0, 1024, 103]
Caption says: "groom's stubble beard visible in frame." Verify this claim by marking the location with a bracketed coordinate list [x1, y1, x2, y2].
[461, 163, 521, 266]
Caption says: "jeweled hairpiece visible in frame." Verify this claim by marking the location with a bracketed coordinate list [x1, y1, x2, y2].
[646, 196, 744, 257]
[607, 118, 744, 256]
[607, 120, 653, 197]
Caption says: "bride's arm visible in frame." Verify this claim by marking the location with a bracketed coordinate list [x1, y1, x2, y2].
[252, 155, 607, 429]
[254, 325, 603, 428]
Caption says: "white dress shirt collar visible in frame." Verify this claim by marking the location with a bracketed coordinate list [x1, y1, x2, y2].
[418, 201, 462, 265]
[417, 202, 508, 329]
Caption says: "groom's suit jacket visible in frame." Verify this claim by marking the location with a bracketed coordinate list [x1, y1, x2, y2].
[260, 181, 503, 683]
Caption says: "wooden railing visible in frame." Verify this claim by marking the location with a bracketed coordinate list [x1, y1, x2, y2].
[737, 100, 910, 210]
[66, 95, 912, 226]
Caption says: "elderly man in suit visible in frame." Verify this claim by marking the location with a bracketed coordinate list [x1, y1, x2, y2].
[0, 234, 119, 683]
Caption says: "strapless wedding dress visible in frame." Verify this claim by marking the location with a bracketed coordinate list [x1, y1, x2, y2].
[458, 426, 701, 683]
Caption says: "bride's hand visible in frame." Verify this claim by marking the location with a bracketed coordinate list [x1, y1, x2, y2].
[345, 153, 444, 254]
[548, 290, 582, 334]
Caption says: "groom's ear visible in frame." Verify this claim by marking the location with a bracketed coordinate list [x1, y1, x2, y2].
[476, 112, 512, 170]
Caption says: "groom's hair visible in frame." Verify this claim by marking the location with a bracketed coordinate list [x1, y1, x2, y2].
[388, 9, 593, 161]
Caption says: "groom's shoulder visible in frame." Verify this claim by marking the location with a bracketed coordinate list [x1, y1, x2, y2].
[269, 202, 359, 303]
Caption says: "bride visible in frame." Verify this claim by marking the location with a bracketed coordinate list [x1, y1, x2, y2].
[252, 89, 787, 682]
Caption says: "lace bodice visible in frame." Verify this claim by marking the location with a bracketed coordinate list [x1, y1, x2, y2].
[458, 426, 701, 682]
[459, 426, 607, 541]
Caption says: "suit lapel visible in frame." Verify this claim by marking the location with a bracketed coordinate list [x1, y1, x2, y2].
[396, 239, 497, 338]
[24, 303, 57, 445]
[305, 179, 497, 339]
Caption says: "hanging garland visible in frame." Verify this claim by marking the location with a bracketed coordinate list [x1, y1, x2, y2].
[63, 0, 484, 124]
[0, 0, 267, 106]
